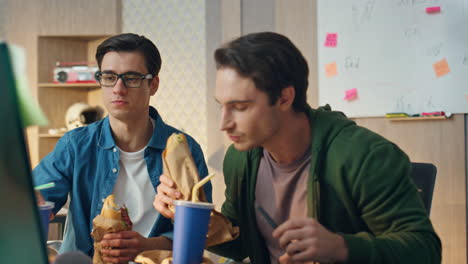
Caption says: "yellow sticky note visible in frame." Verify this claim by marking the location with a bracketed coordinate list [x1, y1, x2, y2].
[433, 58, 450, 78]
[325, 62, 337, 78]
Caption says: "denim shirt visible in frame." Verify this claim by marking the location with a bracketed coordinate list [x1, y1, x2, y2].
[33, 106, 211, 256]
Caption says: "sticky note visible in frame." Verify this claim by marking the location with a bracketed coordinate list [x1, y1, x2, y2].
[324, 33, 337, 47]
[433, 58, 450, 78]
[344, 88, 358, 101]
[426, 6, 441, 13]
[465, 95, 468, 103]
[325, 62, 337, 77]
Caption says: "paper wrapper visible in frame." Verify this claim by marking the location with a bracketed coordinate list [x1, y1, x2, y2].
[91, 196, 132, 264]
[134, 250, 214, 264]
[163, 133, 208, 204]
[162, 133, 239, 247]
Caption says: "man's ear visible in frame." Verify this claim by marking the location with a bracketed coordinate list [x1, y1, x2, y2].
[278, 86, 295, 111]
[150, 76, 159, 95]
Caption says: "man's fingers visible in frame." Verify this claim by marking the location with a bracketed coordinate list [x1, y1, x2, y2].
[273, 218, 315, 238]
[101, 248, 136, 257]
[101, 238, 130, 248]
[288, 246, 314, 263]
[153, 197, 175, 219]
[102, 231, 137, 241]
[159, 174, 175, 187]
[157, 182, 181, 199]
[35, 191, 45, 205]
[284, 239, 308, 257]
[278, 229, 308, 248]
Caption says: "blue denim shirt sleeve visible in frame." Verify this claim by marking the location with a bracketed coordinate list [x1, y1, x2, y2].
[32, 133, 74, 214]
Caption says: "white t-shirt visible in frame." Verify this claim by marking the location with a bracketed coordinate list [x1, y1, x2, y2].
[113, 123, 158, 237]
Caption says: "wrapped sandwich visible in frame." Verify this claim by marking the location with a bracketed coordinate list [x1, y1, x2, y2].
[135, 133, 239, 264]
[91, 194, 133, 264]
[162, 133, 239, 247]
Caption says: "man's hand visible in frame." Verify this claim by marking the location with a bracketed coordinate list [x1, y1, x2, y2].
[100, 231, 149, 264]
[35, 191, 54, 220]
[273, 218, 348, 264]
[35, 190, 46, 205]
[153, 174, 181, 219]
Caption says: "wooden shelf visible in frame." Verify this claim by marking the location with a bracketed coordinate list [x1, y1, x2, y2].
[36, 35, 109, 161]
[388, 116, 448, 121]
[39, 133, 65, 138]
[38, 83, 100, 89]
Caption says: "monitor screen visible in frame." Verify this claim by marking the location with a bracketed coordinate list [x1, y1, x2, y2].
[0, 43, 48, 264]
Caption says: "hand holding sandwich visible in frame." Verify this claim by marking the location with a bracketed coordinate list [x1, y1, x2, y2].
[153, 174, 180, 219]
[92, 195, 172, 264]
[100, 230, 149, 264]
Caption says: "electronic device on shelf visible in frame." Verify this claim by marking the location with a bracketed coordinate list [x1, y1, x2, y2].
[53, 61, 98, 84]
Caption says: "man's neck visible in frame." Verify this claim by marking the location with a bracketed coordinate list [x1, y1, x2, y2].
[264, 111, 311, 164]
[110, 116, 153, 152]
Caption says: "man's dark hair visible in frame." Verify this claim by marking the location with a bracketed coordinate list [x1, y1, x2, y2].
[214, 32, 309, 112]
[96, 33, 162, 76]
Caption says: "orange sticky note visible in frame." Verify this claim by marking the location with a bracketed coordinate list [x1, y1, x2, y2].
[325, 62, 337, 77]
[344, 88, 358, 101]
[433, 58, 450, 78]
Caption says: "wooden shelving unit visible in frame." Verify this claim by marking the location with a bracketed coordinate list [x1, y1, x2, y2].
[36, 35, 108, 160]
[38, 134, 65, 138]
[38, 83, 100, 89]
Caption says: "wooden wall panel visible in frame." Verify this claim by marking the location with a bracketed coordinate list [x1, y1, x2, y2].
[5, 0, 120, 167]
[37, 87, 88, 133]
[221, 0, 241, 42]
[87, 88, 106, 117]
[354, 115, 466, 264]
[37, 38, 89, 83]
[6, 0, 41, 165]
[276, 0, 318, 108]
[87, 37, 110, 63]
[37, 0, 121, 36]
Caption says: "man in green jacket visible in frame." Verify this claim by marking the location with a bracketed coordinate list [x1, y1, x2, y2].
[154, 32, 441, 264]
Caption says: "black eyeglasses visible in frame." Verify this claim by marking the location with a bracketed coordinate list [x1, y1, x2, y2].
[95, 71, 153, 88]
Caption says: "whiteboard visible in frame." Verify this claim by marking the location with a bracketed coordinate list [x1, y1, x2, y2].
[317, 0, 468, 117]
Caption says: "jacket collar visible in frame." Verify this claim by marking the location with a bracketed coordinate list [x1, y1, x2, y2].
[248, 104, 354, 219]
[98, 106, 168, 150]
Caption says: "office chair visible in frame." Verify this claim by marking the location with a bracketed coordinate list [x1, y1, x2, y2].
[410, 162, 437, 215]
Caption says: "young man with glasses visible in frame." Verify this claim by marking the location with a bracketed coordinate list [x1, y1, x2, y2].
[33, 33, 212, 263]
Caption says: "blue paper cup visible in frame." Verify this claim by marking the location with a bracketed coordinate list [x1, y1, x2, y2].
[38, 201, 54, 242]
[172, 200, 214, 264]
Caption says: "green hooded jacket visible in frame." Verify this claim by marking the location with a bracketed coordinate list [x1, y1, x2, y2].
[208, 105, 441, 264]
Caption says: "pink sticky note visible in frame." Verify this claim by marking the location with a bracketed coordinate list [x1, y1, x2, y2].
[324, 33, 337, 47]
[465, 95, 468, 103]
[426, 6, 441, 13]
[325, 62, 337, 77]
[344, 88, 358, 101]
[433, 58, 450, 78]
